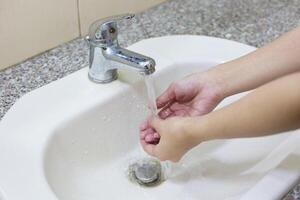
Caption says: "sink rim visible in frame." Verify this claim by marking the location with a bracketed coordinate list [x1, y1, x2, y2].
[0, 35, 256, 200]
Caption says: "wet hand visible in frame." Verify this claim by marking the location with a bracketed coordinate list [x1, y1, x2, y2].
[140, 117, 197, 162]
[157, 71, 224, 119]
[139, 70, 224, 160]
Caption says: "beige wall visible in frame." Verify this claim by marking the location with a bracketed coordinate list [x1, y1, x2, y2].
[0, 0, 79, 70]
[0, 0, 165, 71]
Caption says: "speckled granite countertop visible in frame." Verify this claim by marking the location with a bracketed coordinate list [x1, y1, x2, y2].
[0, 0, 300, 199]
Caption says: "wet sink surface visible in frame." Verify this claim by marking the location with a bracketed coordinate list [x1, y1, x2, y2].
[0, 36, 298, 200]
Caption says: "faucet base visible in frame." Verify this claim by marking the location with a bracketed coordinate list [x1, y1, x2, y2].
[88, 70, 118, 83]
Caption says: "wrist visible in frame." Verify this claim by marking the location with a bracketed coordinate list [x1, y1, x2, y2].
[185, 115, 222, 143]
[195, 65, 231, 104]
[206, 58, 250, 99]
[182, 117, 210, 147]
[205, 64, 230, 99]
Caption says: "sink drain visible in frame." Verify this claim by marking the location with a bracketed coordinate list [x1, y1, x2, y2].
[128, 157, 162, 186]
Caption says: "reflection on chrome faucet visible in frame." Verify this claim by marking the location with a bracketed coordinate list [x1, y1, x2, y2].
[86, 14, 156, 83]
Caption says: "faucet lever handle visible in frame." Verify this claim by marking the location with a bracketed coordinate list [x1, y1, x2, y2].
[105, 13, 135, 23]
[87, 13, 135, 47]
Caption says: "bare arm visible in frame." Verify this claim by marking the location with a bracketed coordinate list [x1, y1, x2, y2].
[192, 72, 300, 141]
[141, 27, 300, 162]
[143, 72, 300, 161]
[211, 27, 300, 97]
[152, 27, 300, 120]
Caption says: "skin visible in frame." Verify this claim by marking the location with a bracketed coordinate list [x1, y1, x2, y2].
[140, 27, 300, 162]
[142, 72, 300, 162]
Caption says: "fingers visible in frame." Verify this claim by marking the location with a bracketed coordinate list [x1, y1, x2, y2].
[142, 144, 177, 162]
[145, 133, 160, 144]
[140, 126, 160, 142]
[145, 134, 155, 142]
[149, 117, 163, 133]
[141, 140, 157, 157]
[140, 116, 186, 162]
[141, 141, 167, 161]
[158, 102, 191, 118]
[140, 128, 154, 140]
[170, 102, 188, 111]
[158, 106, 173, 119]
[139, 120, 149, 131]
[154, 132, 160, 139]
[140, 116, 163, 144]
[140, 117, 163, 157]
[156, 84, 176, 109]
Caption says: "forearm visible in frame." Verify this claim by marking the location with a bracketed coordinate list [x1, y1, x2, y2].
[209, 27, 300, 97]
[189, 72, 300, 142]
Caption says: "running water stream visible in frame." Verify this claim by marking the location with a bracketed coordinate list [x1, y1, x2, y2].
[144, 75, 158, 116]
[144, 75, 173, 179]
[126, 75, 182, 186]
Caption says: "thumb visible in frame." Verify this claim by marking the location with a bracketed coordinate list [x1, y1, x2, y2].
[156, 83, 176, 108]
[149, 117, 163, 133]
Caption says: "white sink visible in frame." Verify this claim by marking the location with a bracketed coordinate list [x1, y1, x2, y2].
[0, 35, 299, 200]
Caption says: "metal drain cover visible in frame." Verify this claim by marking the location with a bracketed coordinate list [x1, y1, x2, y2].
[128, 158, 162, 186]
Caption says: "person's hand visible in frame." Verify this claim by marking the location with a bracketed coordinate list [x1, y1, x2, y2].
[140, 70, 225, 146]
[157, 71, 224, 119]
[140, 117, 200, 162]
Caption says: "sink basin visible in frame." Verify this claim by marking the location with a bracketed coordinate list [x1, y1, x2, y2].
[0, 35, 299, 200]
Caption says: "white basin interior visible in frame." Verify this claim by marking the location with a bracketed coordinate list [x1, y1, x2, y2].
[0, 35, 298, 200]
[44, 62, 291, 200]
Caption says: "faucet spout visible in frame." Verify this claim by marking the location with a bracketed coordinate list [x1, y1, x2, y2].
[104, 46, 156, 75]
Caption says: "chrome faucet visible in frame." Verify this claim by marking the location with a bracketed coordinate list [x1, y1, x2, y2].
[85, 14, 156, 83]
